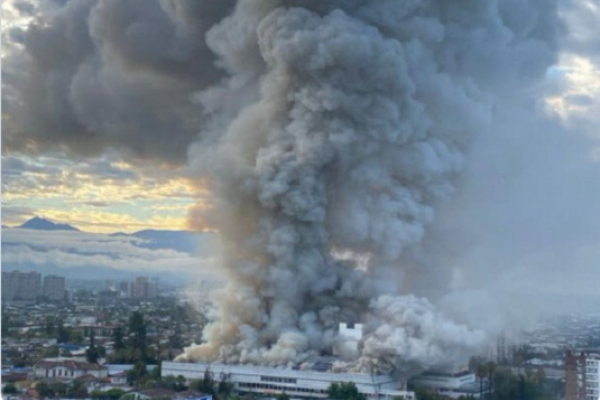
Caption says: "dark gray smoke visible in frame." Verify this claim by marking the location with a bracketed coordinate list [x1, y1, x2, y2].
[3, 0, 561, 374]
[3, 0, 235, 163]
[180, 0, 559, 373]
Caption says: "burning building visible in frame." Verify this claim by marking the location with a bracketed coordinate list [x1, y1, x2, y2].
[177, 0, 558, 375]
[2, 0, 563, 379]
[161, 361, 415, 400]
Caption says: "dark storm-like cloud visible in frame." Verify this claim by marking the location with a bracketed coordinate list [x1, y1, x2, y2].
[1, 154, 138, 188]
[560, 1, 600, 62]
[13, 0, 36, 15]
[2, 0, 235, 164]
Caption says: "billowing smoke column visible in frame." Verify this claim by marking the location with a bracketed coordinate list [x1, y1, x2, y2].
[180, 0, 559, 374]
[3, 0, 559, 374]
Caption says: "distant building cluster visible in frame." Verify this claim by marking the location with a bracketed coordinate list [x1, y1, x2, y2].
[1, 271, 65, 303]
[102, 276, 159, 301]
[131, 276, 158, 300]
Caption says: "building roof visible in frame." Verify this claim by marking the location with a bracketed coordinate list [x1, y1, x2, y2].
[58, 343, 85, 350]
[1, 372, 29, 382]
[35, 359, 106, 371]
[74, 373, 101, 382]
[175, 391, 210, 399]
[136, 388, 178, 399]
[162, 361, 396, 384]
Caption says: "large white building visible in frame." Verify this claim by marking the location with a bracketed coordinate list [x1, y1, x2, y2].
[32, 358, 108, 382]
[409, 370, 482, 399]
[161, 361, 415, 400]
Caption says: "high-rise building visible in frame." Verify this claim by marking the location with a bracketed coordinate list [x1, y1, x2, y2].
[131, 276, 157, 300]
[565, 350, 600, 400]
[1, 270, 42, 302]
[585, 354, 600, 400]
[43, 275, 66, 301]
[119, 281, 130, 298]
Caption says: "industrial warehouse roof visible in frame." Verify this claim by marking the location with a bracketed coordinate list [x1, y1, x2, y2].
[162, 361, 398, 384]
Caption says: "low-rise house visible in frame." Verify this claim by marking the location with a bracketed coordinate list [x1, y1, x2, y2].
[32, 359, 107, 382]
[174, 391, 213, 400]
[2, 371, 30, 383]
[74, 373, 109, 392]
[3, 396, 37, 400]
[128, 388, 177, 400]
[110, 371, 128, 385]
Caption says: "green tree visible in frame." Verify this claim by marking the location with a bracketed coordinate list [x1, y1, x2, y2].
[2, 314, 11, 337]
[86, 328, 100, 363]
[169, 324, 184, 349]
[45, 316, 56, 337]
[69, 327, 85, 344]
[491, 368, 548, 400]
[277, 392, 290, 400]
[190, 369, 216, 396]
[105, 388, 126, 400]
[160, 375, 179, 391]
[50, 382, 68, 397]
[129, 311, 148, 361]
[127, 360, 149, 386]
[151, 365, 162, 380]
[156, 374, 187, 392]
[36, 382, 55, 398]
[112, 326, 125, 350]
[38, 345, 60, 361]
[414, 389, 447, 400]
[218, 374, 233, 399]
[68, 380, 89, 399]
[327, 382, 366, 400]
[486, 361, 497, 396]
[57, 319, 70, 343]
[2, 383, 18, 395]
[476, 364, 487, 398]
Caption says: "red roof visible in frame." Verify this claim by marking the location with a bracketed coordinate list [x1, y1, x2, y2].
[35, 359, 106, 371]
[2, 372, 29, 382]
[74, 374, 100, 382]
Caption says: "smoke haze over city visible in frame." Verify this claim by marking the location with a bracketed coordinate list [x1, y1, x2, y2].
[3, 0, 600, 376]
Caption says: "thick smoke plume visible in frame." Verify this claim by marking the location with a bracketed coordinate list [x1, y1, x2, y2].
[4, 0, 560, 374]
[180, 0, 559, 374]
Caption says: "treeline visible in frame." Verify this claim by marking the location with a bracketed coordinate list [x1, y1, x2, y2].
[127, 366, 234, 399]
[415, 365, 562, 400]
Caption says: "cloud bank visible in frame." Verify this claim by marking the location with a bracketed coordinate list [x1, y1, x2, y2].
[1, 227, 218, 281]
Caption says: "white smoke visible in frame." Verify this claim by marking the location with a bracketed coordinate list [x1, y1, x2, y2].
[178, 0, 560, 374]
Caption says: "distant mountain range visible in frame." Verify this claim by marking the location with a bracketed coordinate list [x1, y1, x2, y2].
[111, 229, 203, 254]
[18, 217, 79, 231]
[2, 217, 216, 282]
[13, 218, 200, 253]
